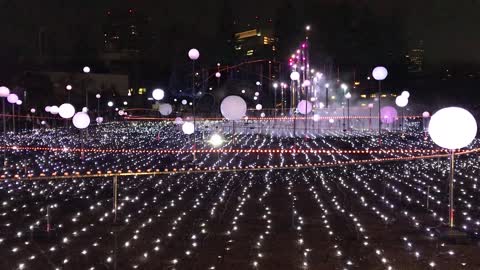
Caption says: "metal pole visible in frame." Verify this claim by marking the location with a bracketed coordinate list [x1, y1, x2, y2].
[192, 61, 196, 162]
[449, 150, 455, 228]
[2, 99, 5, 167]
[378, 81, 382, 144]
[347, 99, 350, 131]
[113, 175, 118, 223]
[12, 104, 15, 133]
[325, 87, 329, 108]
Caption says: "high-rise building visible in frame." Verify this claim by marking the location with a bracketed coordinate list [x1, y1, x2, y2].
[406, 40, 424, 73]
[233, 23, 278, 61]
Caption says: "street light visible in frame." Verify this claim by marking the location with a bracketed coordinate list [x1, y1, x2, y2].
[188, 48, 200, 161]
[0, 86, 10, 164]
[273, 83, 278, 119]
[324, 83, 330, 109]
[345, 92, 352, 130]
[372, 66, 388, 143]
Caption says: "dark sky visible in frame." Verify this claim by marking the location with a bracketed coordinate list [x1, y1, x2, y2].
[1, 0, 479, 66]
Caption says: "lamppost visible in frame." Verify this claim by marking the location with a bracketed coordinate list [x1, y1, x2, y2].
[368, 103, 374, 130]
[66, 84, 72, 102]
[188, 48, 200, 162]
[83, 66, 91, 109]
[0, 87, 10, 168]
[325, 83, 329, 109]
[345, 92, 352, 131]
[7, 94, 18, 133]
[428, 107, 477, 230]
[96, 94, 101, 118]
[273, 82, 278, 119]
[372, 66, 388, 143]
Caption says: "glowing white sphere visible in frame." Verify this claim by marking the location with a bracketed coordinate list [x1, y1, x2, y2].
[83, 66, 91, 73]
[241, 89, 246, 94]
[41, 120, 46, 125]
[209, 133, 223, 147]
[313, 114, 321, 122]
[253, 96, 258, 100]
[59, 103, 76, 119]
[329, 118, 335, 124]
[182, 122, 195, 135]
[96, 94, 101, 99]
[0, 86, 10, 97]
[188, 49, 200, 60]
[428, 107, 477, 150]
[297, 100, 313, 115]
[82, 107, 88, 113]
[72, 112, 90, 129]
[256, 81, 261, 86]
[45, 106, 51, 112]
[30, 108, 36, 113]
[118, 110, 124, 116]
[220, 95, 247, 121]
[159, 103, 173, 116]
[422, 111, 430, 118]
[255, 104, 263, 110]
[66, 85, 72, 91]
[372, 66, 388, 81]
[174, 117, 184, 125]
[107, 101, 114, 107]
[260, 112, 266, 118]
[290, 71, 300, 81]
[96, 117, 104, 124]
[152, 88, 165, 101]
[50, 105, 59, 115]
[303, 80, 311, 87]
[318, 102, 325, 109]
[345, 92, 352, 99]
[181, 99, 188, 105]
[401, 91, 410, 98]
[215, 72, 221, 78]
[15, 100, 22, 105]
[395, 95, 408, 108]
[254, 92, 259, 96]
[7, 94, 18, 104]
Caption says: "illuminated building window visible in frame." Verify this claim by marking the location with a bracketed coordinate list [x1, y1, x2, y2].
[246, 50, 254, 56]
[138, 88, 146, 95]
[360, 94, 367, 98]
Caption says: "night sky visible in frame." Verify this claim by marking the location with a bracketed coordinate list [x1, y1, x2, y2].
[0, 0, 479, 66]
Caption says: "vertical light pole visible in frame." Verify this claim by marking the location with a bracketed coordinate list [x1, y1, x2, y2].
[66, 84, 72, 103]
[96, 94, 101, 118]
[372, 67, 388, 144]
[368, 103, 374, 130]
[83, 66, 91, 108]
[325, 83, 329, 109]
[188, 48, 200, 162]
[345, 92, 352, 131]
[0, 87, 10, 167]
[7, 94, 18, 133]
[273, 82, 278, 119]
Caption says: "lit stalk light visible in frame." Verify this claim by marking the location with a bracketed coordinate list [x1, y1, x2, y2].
[209, 133, 224, 148]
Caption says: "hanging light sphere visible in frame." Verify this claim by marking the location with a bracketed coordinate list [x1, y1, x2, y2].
[83, 66, 91, 73]
[107, 101, 114, 107]
[50, 105, 60, 115]
[428, 107, 477, 150]
[401, 91, 410, 98]
[182, 122, 195, 135]
[215, 72, 221, 78]
[181, 99, 188, 105]
[96, 117, 104, 124]
[220, 95, 247, 121]
[395, 96, 408, 108]
[159, 103, 173, 116]
[174, 117, 184, 125]
[260, 112, 266, 118]
[15, 100, 22, 105]
[41, 120, 46, 125]
[96, 94, 101, 99]
[152, 88, 165, 101]
[290, 71, 300, 81]
[188, 49, 200, 60]
[0, 86, 10, 97]
[30, 108, 36, 113]
[72, 112, 90, 129]
[66, 85, 73, 91]
[256, 104, 263, 110]
[254, 92, 259, 96]
[241, 89, 246, 94]
[380, 106, 398, 124]
[329, 118, 335, 124]
[209, 133, 224, 147]
[59, 103, 76, 119]
[256, 81, 261, 86]
[372, 66, 388, 81]
[7, 93, 18, 104]
[45, 106, 51, 112]
[82, 107, 88, 113]
[118, 110, 124, 116]
[297, 100, 313, 115]
[422, 111, 430, 118]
